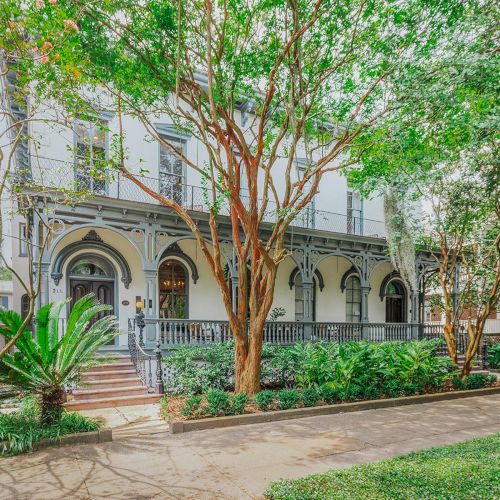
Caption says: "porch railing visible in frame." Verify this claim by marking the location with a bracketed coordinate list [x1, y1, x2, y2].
[23, 155, 387, 239]
[140, 319, 416, 347]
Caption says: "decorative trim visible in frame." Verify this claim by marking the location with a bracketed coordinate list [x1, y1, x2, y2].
[288, 266, 324, 291]
[158, 242, 199, 284]
[379, 271, 404, 301]
[51, 232, 132, 288]
[82, 229, 103, 242]
[340, 266, 359, 293]
[154, 123, 191, 141]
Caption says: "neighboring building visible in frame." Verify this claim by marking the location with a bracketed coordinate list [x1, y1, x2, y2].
[3, 79, 439, 351]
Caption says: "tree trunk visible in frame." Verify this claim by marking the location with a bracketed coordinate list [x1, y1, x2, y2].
[40, 387, 66, 425]
[234, 334, 262, 395]
[461, 323, 482, 377]
[443, 321, 458, 366]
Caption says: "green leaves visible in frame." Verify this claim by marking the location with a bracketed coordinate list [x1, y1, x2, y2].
[0, 294, 118, 405]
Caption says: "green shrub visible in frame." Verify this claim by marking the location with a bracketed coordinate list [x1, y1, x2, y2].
[165, 342, 235, 395]
[0, 399, 99, 456]
[402, 383, 422, 396]
[254, 390, 275, 411]
[180, 395, 203, 417]
[302, 388, 320, 407]
[277, 389, 301, 410]
[206, 389, 231, 416]
[319, 384, 340, 404]
[228, 393, 248, 415]
[262, 345, 299, 388]
[363, 385, 383, 400]
[487, 344, 500, 369]
[451, 376, 465, 390]
[381, 380, 403, 398]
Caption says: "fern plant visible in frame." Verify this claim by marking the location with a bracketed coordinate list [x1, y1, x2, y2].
[0, 294, 118, 424]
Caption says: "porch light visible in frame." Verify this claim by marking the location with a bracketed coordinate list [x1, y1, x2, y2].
[135, 299, 144, 310]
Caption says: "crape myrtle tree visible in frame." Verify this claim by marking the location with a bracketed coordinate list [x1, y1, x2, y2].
[24, 0, 474, 393]
[348, 0, 499, 375]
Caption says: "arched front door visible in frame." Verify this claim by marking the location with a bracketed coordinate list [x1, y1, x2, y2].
[69, 255, 116, 342]
[158, 260, 188, 318]
[385, 280, 406, 323]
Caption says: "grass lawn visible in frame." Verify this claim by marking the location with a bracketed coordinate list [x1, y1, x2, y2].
[265, 433, 500, 500]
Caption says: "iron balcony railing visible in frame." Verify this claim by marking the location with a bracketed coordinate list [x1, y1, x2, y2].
[22, 156, 387, 239]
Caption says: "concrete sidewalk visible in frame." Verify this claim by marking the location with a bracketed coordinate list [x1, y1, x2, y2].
[0, 394, 499, 499]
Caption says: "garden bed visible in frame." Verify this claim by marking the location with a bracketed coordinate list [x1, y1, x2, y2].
[166, 384, 500, 434]
[0, 397, 106, 456]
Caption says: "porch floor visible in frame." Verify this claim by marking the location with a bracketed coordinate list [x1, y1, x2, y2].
[1, 394, 499, 499]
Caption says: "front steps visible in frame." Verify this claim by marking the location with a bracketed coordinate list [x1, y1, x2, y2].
[456, 355, 491, 376]
[65, 355, 162, 410]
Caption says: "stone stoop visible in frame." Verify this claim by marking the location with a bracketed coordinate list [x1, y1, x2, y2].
[65, 355, 161, 410]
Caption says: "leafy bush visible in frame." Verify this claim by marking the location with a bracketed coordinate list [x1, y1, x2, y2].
[319, 384, 341, 404]
[165, 341, 235, 394]
[292, 340, 449, 392]
[204, 389, 248, 417]
[277, 389, 301, 410]
[487, 344, 500, 369]
[180, 395, 203, 417]
[228, 393, 248, 416]
[451, 373, 496, 391]
[302, 388, 320, 407]
[0, 397, 99, 456]
[363, 384, 383, 400]
[206, 389, 231, 416]
[381, 380, 403, 398]
[262, 345, 298, 388]
[254, 390, 275, 411]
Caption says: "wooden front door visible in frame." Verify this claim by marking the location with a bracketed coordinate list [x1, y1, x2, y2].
[70, 279, 115, 342]
[386, 296, 404, 323]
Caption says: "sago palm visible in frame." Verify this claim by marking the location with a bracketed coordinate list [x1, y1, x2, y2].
[0, 294, 118, 424]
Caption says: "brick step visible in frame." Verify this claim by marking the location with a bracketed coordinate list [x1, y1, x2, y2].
[64, 393, 162, 410]
[83, 369, 137, 381]
[79, 377, 144, 389]
[71, 385, 148, 400]
[89, 362, 135, 372]
[96, 354, 132, 362]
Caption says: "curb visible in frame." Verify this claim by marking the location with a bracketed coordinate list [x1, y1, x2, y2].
[170, 386, 500, 434]
[33, 427, 112, 451]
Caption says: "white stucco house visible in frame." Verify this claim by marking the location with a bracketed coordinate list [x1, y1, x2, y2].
[2, 68, 444, 357]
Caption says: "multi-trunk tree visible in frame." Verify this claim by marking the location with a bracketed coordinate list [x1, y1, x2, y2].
[348, 1, 499, 375]
[7, 0, 484, 392]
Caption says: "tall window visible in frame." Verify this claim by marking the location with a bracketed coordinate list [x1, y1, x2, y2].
[347, 187, 363, 235]
[159, 260, 187, 318]
[295, 274, 316, 321]
[74, 119, 107, 194]
[345, 275, 361, 322]
[0, 296, 8, 309]
[19, 223, 27, 256]
[159, 136, 184, 205]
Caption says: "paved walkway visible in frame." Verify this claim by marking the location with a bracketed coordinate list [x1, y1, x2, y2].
[0, 394, 499, 499]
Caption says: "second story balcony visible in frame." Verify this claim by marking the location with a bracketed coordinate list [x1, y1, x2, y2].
[20, 156, 387, 239]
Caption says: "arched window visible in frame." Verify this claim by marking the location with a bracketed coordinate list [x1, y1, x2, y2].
[69, 255, 114, 279]
[21, 294, 29, 320]
[345, 275, 361, 323]
[159, 260, 188, 318]
[295, 274, 316, 321]
[385, 280, 406, 323]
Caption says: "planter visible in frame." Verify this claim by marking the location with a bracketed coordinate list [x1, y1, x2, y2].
[170, 386, 500, 434]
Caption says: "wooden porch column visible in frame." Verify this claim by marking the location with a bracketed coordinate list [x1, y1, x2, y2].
[302, 279, 314, 340]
